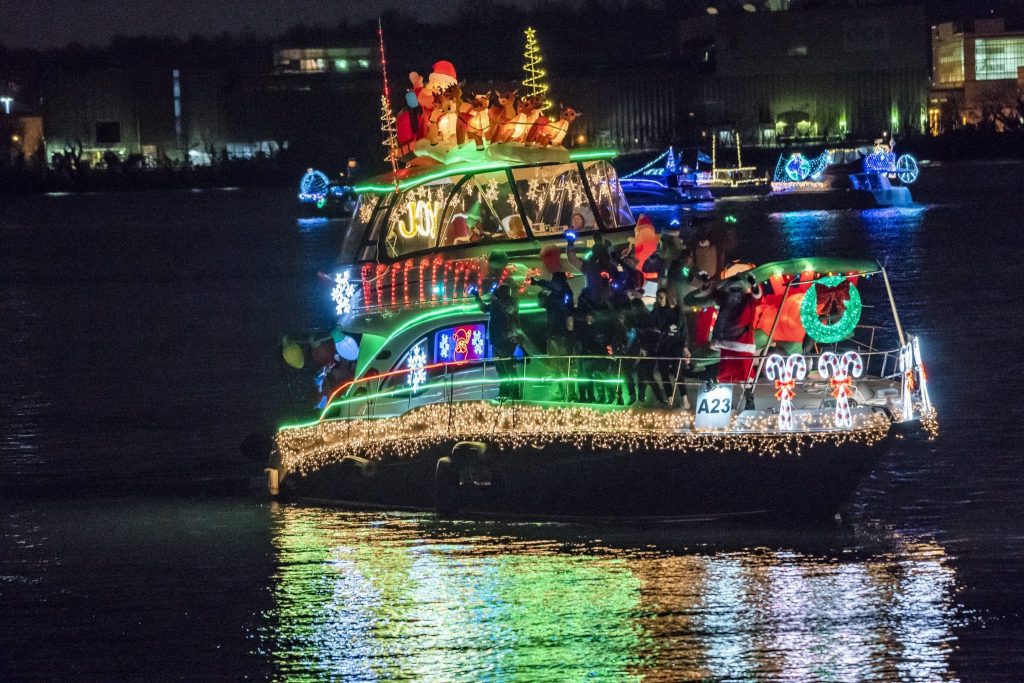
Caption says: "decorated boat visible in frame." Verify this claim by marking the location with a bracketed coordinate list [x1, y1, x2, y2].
[266, 42, 936, 521]
[620, 147, 715, 206]
[268, 144, 937, 521]
[297, 168, 357, 218]
[769, 139, 920, 208]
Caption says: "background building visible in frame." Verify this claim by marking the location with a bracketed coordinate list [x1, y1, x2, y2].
[681, 4, 930, 147]
[930, 18, 1024, 133]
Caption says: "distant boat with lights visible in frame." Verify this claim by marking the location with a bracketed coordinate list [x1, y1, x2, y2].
[297, 168, 358, 218]
[619, 147, 715, 206]
[265, 49, 937, 522]
[768, 139, 920, 209]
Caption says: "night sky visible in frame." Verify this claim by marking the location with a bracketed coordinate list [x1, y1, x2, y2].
[0, 0, 458, 49]
[2, 0, 1022, 49]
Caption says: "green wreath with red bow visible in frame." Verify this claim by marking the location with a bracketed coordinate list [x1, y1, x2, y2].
[800, 275, 862, 343]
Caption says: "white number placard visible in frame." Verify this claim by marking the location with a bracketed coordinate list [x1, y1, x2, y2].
[694, 384, 734, 429]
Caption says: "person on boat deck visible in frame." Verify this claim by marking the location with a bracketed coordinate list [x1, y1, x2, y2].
[474, 283, 524, 400]
[618, 298, 649, 405]
[708, 272, 762, 384]
[651, 288, 690, 404]
[635, 301, 669, 406]
[604, 308, 631, 405]
[531, 270, 576, 401]
[574, 307, 611, 403]
[566, 233, 615, 312]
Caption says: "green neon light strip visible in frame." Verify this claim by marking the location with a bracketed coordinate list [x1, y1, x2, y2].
[353, 150, 618, 194]
[280, 373, 626, 430]
[354, 161, 514, 194]
[568, 149, 618, 161]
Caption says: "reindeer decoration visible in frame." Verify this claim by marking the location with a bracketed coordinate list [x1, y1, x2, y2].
[465, 91, 492, 149]
[489, 89, 518, 143]
[428, 83, 464, 146]
[534, 105, 580, 147]
[504, 94, 542, 144]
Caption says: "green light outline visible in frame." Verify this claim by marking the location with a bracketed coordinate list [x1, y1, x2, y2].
[353, 150, 618, 195]
[280, 371, 626, 430]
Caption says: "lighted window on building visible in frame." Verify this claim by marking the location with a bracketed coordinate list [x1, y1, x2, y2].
[334, 59, 349, 71]
[975, 37, 1024, 80]
[787, 45, 808, 57]
[438, 171, 522, 248]
[358, 59, 371, 69]
[936, 37, 964, 83]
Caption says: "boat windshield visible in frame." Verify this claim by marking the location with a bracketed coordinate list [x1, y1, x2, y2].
[511, 160, 633, 237]
[338, 194, 386, 263]
[436, 170, 526, 249]
[584, 160, 634, 230]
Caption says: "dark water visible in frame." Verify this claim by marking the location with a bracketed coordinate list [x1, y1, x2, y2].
[2, 164, 1023, 679]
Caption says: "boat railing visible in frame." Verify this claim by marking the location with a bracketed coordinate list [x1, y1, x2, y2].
[316, 341, 930, 430]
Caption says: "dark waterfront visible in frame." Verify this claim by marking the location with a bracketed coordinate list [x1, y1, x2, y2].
[2, 161, 1023, 679]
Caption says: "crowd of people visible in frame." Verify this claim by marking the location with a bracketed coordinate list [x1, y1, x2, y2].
[474, 215, 740, 406]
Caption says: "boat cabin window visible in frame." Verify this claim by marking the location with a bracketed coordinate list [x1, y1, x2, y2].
[339, 194, 385, 263]
[584, 160, 635, 230]
[512, 164, 597, 238]
[381, 182, 455, 259]
[438, 171, 526, 248]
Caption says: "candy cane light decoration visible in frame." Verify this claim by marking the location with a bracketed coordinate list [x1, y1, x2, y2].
[764, 353, 807, 430]
[897, 342, 915, 419]
[911, 336, 932, 414]
[818, 351, 863, 428]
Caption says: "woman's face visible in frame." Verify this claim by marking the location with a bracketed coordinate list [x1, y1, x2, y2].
[656, 291, 667, 306]
[571, 214, 584, 229]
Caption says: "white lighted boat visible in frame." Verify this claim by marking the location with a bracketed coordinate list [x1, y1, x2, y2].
[268, 136, 937, 521]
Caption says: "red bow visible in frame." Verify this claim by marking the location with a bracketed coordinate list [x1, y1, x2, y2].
[829, 376, 855, 399]
[904, 370, 916, 392]
[816, 279, 851, 317]
[774, 378, 796, 400]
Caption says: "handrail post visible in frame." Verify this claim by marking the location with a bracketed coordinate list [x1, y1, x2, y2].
[669, 357, 683, 407]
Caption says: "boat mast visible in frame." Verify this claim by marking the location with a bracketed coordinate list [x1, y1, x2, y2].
[880, 265, 906, 346]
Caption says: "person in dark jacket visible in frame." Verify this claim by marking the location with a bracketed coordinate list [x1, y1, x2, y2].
[475, 283, 523, 400]
[650, 287, 690, 403]
[575, 309, 610, 403]
[532, 271, 575, 401]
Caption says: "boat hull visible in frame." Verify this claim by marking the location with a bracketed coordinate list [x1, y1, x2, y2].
[278, 436, 884, 522]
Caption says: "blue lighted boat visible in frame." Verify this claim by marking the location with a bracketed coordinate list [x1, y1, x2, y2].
[297, 168, 358, 218]
[769, 140, 919, 208]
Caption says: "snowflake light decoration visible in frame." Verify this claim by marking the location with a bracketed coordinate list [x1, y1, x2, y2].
[357, 196, 377, 223]
[331, 271, 357, 315]
[471, 329, 485, 357]
[439, 334, 452, 360]
[406, 343, 428, 389]
[483, 178, 500, 203]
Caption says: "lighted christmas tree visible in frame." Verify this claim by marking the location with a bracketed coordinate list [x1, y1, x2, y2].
[377, 18, 399, 185]
[380, 94, 399, 167]
[522, 27, 552, 113]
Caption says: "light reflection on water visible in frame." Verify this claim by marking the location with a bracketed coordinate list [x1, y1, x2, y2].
[264, 506, 957, 681]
